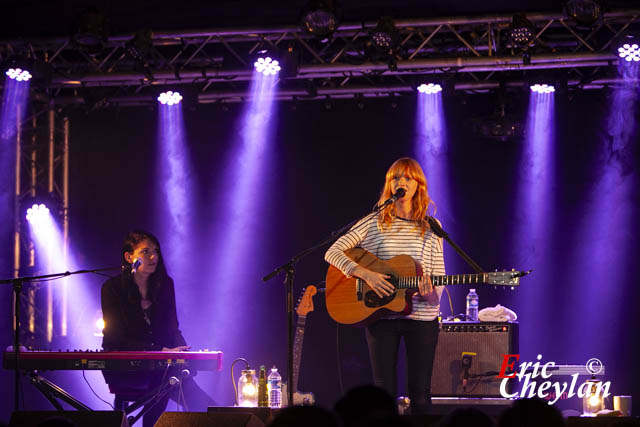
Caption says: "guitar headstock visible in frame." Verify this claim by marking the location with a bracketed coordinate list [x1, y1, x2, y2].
[487, 270, 531, 286]
[296, 285, 317, 316]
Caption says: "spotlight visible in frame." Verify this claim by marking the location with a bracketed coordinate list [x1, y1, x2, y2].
[253, 56, 281, 76]
[417, 83, 443, 94]
[157, 91, 183, 105]
[565, 0, 603, 26]
[371, 17, 398, 50]
[508, 14, 536, 48]
[3, 57, 52, 87]
[5, 68, 32, 82]
[469, 103, 524, 142]
[126, 28, 154, 63]
[26, 204, 50, 224]
[301, 0, 340, 38]
[365, 17, 400, 63]
[618, 43, 640, 62]
[530, 84, 556, 93]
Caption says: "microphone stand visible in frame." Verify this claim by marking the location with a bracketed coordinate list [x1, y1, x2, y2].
[427, 216, 485, 273]
[261, 194, 403, 406]
[261, 190, 404, 406]
[0, 266, 122, 412]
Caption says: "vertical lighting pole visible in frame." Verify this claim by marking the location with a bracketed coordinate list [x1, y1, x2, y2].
[28, 116, 37, 335]
[46, 107, 55, 342]
[12, 89, 23, 414]
[62, 117, 70, 338]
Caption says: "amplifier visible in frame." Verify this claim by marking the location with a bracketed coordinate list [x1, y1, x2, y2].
[431, 322, 518, 397]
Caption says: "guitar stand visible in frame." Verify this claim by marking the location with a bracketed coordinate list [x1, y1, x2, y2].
[123, 377, 180, 426]
[27, 371, 92, 411]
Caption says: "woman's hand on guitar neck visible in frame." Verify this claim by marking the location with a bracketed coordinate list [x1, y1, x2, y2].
[418, 274, 434, 296]
[420, 274, 439, 303]
[353, 265, 395, 297]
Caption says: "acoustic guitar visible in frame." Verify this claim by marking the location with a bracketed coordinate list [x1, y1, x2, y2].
[326, 248, 526, 326]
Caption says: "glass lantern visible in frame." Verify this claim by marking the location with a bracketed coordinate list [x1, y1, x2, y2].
[582, 378, 604, 416]
[238, 369, 259, 407]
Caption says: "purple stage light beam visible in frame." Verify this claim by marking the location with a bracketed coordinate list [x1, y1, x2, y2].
[414, 85, 456, 319]
[1, 76, 30, 277]
[156, 95, 193, 281]
[27, 205, 111, 408]
[415, 86, 450, 219]
[513, 87, 555, 360]
[564, 61, 638, 362]
[203, 71, 278, 405]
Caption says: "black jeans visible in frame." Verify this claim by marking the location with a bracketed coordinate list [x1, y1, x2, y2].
[365, 319, 439, 414]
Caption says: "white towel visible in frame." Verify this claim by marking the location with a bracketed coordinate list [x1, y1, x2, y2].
[478, 304, 517, 322]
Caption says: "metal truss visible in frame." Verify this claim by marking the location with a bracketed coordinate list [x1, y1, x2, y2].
[12, 110, 70, 346]
[1, 8, 639, 106]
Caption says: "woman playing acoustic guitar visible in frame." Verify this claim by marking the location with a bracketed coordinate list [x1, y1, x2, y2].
[325, 157, 445, 414]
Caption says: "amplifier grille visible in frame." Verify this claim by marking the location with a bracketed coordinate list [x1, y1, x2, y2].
[431, 322, 518, 397]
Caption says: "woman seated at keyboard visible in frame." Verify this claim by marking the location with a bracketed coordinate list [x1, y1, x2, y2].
[101, 230, 214, 427]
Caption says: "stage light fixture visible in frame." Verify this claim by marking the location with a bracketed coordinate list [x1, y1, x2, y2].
[157, 91, 183, 105]
[508, 14, 536, 48]
[26, 204, 50, 224]
[371, 17, 398, 50]
[469, 101, 524, 142]
[530, 84, 555, 94]
[301, 0, 339, 38]
[5, 68, 32, 82]
[417, 83, 443, 94]
[253, 56, 281, 76]
[565, 0, 603, 26]
[618, 42, 640, 62]
[126, 28, 154, 63]
[3, 57, 52, 87]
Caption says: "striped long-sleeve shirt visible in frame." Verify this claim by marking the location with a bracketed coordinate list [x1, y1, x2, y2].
[325, 214, 445, 321]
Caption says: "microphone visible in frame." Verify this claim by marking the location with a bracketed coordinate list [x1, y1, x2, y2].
[374, 188, 406, 212]
[131, 258, 142, 274]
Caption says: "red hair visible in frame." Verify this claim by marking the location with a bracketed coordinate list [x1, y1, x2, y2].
[376, 157, 435, 236]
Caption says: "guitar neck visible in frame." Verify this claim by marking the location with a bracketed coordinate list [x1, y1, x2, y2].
[397, 273, 488, 288]
[292, 315, 306, 393]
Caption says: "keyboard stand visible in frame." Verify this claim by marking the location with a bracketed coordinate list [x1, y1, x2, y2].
[28, 371, 92, 411]
[123, 376, 180, 426]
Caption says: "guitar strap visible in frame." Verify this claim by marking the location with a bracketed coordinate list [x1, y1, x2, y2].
[427, 216, 485, 274]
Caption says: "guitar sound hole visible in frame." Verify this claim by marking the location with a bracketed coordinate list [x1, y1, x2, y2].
[364, 291, 395, 308]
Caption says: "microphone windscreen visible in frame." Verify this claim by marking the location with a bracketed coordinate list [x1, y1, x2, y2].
[395, 188, 406, 198]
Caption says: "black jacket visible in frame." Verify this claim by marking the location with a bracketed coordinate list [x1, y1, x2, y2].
[101, 272, 186, 351]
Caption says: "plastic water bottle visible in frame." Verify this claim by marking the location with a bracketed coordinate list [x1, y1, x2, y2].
[466, 289, 479, 321]
[268, 366, 282, 408]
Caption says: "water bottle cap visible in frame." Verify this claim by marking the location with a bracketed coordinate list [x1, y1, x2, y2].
[470, 289, 476, 292]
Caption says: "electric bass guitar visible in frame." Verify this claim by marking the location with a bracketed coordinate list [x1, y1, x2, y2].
[290, 285, 320, 406]
[326, 248, 528, 326]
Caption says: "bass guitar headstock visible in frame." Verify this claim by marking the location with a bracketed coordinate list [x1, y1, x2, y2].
[296, 285, 317, 317]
